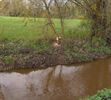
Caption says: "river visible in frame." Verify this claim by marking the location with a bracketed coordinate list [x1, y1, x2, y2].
[0, 58, 111, 100]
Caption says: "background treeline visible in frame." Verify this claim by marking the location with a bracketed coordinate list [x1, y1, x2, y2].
[0, 0, 86, 18]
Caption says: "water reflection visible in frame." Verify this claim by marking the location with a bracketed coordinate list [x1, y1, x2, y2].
[0, 58, 111, 100]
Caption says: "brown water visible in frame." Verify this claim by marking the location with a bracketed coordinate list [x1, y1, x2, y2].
[0, 58, 111, 100]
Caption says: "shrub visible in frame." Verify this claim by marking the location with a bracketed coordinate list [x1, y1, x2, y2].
[85, 89, 111, 100]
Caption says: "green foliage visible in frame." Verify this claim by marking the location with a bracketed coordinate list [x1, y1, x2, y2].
[29, 40, 53, 53]
[85, 89, 111, 100]
[64, 37, 111, 63]
[86, 37, 111, 55]
[2, 56, 14, 65]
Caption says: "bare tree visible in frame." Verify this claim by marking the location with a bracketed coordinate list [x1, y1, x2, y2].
[54, 0, 65, 35]
[42, 0, 58, 36]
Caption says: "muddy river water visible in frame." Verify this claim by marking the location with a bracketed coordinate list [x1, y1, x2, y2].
[0, 58, 111, 100]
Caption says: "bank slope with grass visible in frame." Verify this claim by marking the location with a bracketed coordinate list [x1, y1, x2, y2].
[0, 16, 111, 71]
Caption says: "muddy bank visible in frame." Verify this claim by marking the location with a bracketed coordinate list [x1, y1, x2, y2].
[0, 51, 110, 72]
[0, 39, 111, 71]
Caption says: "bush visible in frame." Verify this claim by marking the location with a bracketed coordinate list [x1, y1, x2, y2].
[85, 89, 111, 100]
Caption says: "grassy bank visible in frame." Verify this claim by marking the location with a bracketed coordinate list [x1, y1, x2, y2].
[0, 16, 111, 71]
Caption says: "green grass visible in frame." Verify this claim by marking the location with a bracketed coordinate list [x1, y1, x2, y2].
[0, 16, 90, 42]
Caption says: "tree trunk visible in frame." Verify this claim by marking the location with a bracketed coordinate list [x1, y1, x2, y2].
[90, 0, 108, 40]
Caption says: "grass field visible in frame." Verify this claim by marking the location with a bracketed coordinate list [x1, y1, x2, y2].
[0, 16, 90, 42]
